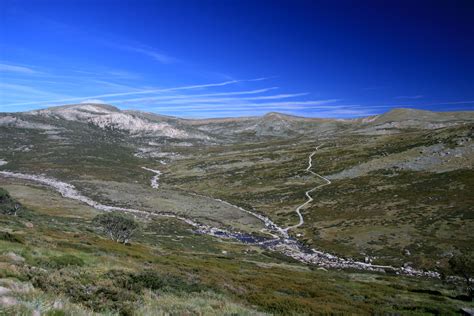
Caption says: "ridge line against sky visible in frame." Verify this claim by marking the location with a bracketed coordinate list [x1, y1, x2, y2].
[0, 0, 473, 118]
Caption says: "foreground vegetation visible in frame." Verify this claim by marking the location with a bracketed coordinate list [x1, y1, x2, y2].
[0, 184, 472, 315]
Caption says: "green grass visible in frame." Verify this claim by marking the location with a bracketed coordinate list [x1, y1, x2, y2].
[161, 125, 474, 270]
[0, 185, 473, 315]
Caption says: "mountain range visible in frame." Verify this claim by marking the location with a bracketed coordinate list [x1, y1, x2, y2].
[0, 103, 473, 314]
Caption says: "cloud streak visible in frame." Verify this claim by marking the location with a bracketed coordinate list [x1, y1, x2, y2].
[118, 45, 179, 64]
[110, 87, 279, 104]
[0, 63, 38, 74]
[118, 93, 310, 106]
[1, 70, 385, 118]
[0, 83, 65, 98]
[395, 95, 424, 99]
[1, 78, 270, 107]
[142, 99, 343, 111]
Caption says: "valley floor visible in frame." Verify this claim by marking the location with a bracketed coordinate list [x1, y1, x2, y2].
[0, 180, 472, 315]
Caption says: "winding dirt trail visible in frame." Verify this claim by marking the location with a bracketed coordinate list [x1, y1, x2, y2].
[284, 144, 331, 232]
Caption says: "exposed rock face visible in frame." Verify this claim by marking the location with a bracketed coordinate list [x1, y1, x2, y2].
[29, 103, 193, 138]
[29, 103, 121, 121]
[90, 112, 190, 137]
[0, 116, 58, 130]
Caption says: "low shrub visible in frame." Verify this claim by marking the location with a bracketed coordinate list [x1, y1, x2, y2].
[29, 268, 210, 315]
[33, 254, 85, 269]
[0, 231, 24, 243]
[107, 269, 209, 294]
[93, 212, 138, 244]
[0, 187, 22, 216]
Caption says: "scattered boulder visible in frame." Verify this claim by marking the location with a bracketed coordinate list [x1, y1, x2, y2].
[0, 279, 34, 294]
[53, 300, 64, 309]
[0, 286, 11, 296]
[4, 252, 25, 263]
[0, 296, 18, 307]
[6, 281, 33, 294]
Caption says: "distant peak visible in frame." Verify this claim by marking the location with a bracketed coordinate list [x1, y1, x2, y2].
[261, 112, 317, 122]
[37, 103, 121, 113]
[387, 108, 429, 114]
[67, 103, 120, 112]
[263, 112, 294, 119]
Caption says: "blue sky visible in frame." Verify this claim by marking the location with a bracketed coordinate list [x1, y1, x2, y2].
[0, 0, 473, 118]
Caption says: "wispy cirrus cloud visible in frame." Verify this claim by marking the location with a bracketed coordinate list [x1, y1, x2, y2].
[1, 78, 271, 107]
[118, 93, 310, 106]
[0, 69, 396, 118]
[381, 100, 474, 109]
[12, 12, 179, 66]
[425, 100, 474, 105]
[117, 45, 179, 64]
[0, 83, 65, 97]
[111, 87, 279, 104]
[395, 95, 424, 99]
[0, 83, 71, 111]
[143, 99, 342, 111]
[0, 63, 38, 74]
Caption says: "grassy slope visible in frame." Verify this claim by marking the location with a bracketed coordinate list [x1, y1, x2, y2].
[1, 113, 473, 314]
[0, 123, 265, 233]
[163, 124, 474, 270]
[1, 183, 472, 315]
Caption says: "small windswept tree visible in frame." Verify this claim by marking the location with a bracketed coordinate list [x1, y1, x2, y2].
[449, 254, 473, 300]
[94, 212, 138, 244]
[0, 188, 22, 216]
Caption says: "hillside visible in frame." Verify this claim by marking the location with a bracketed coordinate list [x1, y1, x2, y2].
[1, 104, 473, 314]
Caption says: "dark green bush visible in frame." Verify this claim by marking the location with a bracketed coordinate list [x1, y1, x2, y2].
[0, 231, 24, 243]
[45, 310, 66, 316]
[93, 212, 138, 244]
[29, 268, 209, 315]
[107, 269, 209, 294]
[29, 270, 136, 315]
[131, 271, 207, 293]
[0, 187, 22, 216]
[0, 187, 9, 200]
[33, 254, 85, 269]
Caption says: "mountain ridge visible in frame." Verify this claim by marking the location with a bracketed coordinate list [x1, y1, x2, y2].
[1, 103, 473, 141]
[3, 102, 473, 121]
